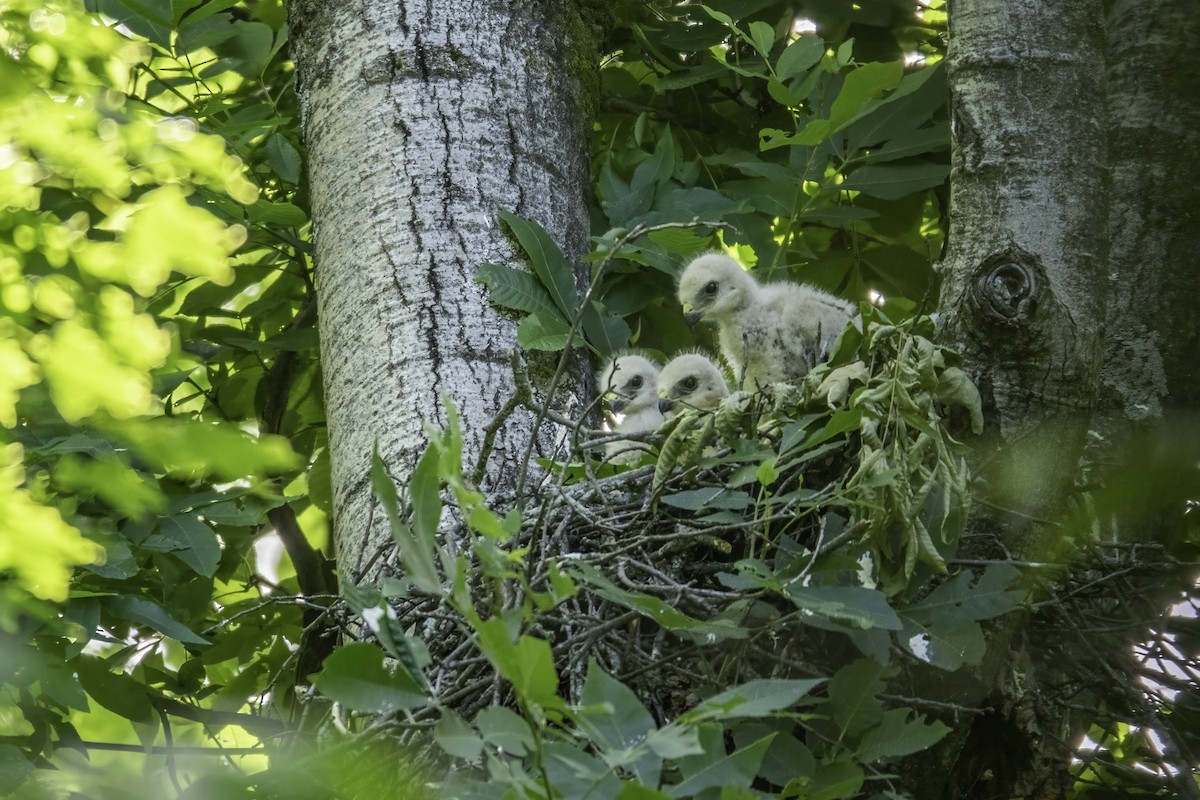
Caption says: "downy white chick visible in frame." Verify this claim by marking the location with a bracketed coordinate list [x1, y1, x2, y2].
[596, 353, 664, 464]
[656, 352, 730, 417]
[676, 253, 858, 391]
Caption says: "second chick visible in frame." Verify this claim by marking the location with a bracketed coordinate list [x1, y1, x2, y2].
[657, 352, 730, 417]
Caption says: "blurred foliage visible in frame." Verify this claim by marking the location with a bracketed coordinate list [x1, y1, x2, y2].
[1, 0, 1197, 798]
[1, 0, 324, 795]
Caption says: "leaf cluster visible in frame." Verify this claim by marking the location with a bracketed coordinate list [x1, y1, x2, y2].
[1, 1, 330, 795]
[480, 2, 949, 359]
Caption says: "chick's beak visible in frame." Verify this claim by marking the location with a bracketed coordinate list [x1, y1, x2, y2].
[609, 398, 626, 414]
[657, 398, 674, 414]
[683, 310, 702, 327]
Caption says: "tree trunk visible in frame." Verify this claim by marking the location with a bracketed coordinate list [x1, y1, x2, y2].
[939, 0, 1107, 544]
[288, 0, 596, 585]
[1103, 0, 1200, 418]
[917, 1, 1108, 797]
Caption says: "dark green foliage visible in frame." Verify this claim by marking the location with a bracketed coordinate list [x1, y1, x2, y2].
[480, 2, 949, 359]
[4, 1, 1197, 798]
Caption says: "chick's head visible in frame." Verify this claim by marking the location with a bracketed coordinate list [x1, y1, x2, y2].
[597, 353, 659, 414]
[656, 353, 729, 415]
[677, 253, 758, 327]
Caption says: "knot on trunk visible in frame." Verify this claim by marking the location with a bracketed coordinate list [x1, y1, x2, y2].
[972, 250, 1043, 326]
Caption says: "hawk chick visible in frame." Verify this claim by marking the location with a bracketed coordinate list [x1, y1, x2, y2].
[656, 352, 730, 417]
[596, 353, 664, 464]
[677, 253, 857, 391]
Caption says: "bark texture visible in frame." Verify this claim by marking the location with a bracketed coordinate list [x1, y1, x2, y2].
[1103, 0, 1200, 419]
[916, 2, 1109, 798]
[288, 1, 595, 584]
[939, 0, 1107, 544]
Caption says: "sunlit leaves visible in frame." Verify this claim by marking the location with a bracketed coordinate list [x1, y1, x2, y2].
[0, 443, 103, 602]
[113, 417, 297, 480]
[0, 338, 37, 427]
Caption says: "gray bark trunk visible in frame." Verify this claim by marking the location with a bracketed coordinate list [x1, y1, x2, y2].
[1103, 0, 1200, 418]
[288, 0, 595, 584]
[914, 1, 1109, 797]
[939, 0, 1108, 541]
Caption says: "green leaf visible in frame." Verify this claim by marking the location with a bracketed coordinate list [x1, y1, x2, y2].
[841, 162, 950, 200]
[158, 514, 221, 577]
[581, 303, 632, 358]
[661, 487, 753, 511]
[907, 564, 1026, 622]
[105, 596, 208, 645]
[343, 584, 430, 685]
[569, 562, 746, 640]
[517, 309, 573, 351]
[785, 585, 903, 631]
[476, 706, 534, 756]
[898, 565, 1025, 670]
[192, 491, 284, 526]
[799, 205, 880, 224]
[646, 226, 713, 255]
[777, 35, 824, 81]
[645, 724, 704, 759]
[846, 64, 946, 150]
[745, 726, 817, 788]
[112, 417, 298, 481]
[655, 60, 728, 92]
[178, 0, 240, 27]
[579, 660, 661, 785]
[476, 263, 560, 315]
[686, 678, 825, 721]
[749, 21, 775, 58]
[371, 446, 441, 594]
[857, 708, 950, 762]
[900, 613, 983, 672]
[632, 125, 677, 191]
[543, 742, 621, 800]
[859, 122, 950, 164]
[670, 727, 773, 798]
[836, 39, 855, 67]
[0, 745, 33, 795]
[498, 209, 579, 317]
[827, 659, 885, 738]
[311, 643, 428, 712]
[76, 657, 154, 723]
[937, 366, 985, 434]
[435, 710, 483, 760]
[410, 444, 443, 553]
[247, 199, 307, 226]
[265, 134, 302, 184]
[807, 758, 864, 800]
[779, 61, 905, 147]
[54, 454, 163, 518]
[474, 618, 563, 709]
[615, 784, 673, 800]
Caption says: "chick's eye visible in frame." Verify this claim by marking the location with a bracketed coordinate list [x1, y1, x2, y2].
[629, 376, 643, 389]
[703, 281, 719, 296]
[681, 377, 699, 392]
